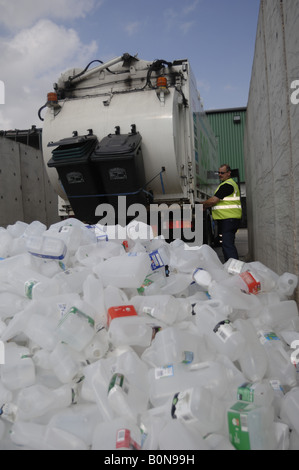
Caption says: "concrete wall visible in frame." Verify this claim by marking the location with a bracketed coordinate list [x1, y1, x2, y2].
[244, 0, 299, 303]
[0, 137, 59, 227]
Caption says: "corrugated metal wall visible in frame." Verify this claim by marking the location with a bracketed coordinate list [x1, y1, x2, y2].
[206, 108, 246, 182]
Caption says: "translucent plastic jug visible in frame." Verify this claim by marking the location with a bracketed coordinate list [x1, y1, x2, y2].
[276, 272, 298, 298]
[158, 419, 210, 450]
[236, 380, 274, 406]
[194, 301, 245, 362]
[141, 325, 203, 368]
[0, 343, 36, 391]
[16, 383, 73, 421]
[108, 315, 162, 349]
[148, 361, 234, 406]
[10, 420, 88, 450]
[26, 235, 67, 261]
[7, 266, 60, 300]
[280, 387, 299, 435]
[227, 401, 276, 450]
[131, 294, 191, 325]
[251, 300, 299, 332]
[171, 386, 225, 435]
[234, 318, 268, 382]
[93, 252, 151, 288]
[55, 301, 96, 352]
[50, 342, 87, 384]
[257, 330, 297, 388]
[92, 417, 142, 450]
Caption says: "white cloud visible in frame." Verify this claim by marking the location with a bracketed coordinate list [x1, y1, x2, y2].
[180, 22, 194, 35]
[0, 19, 98, 129]
[124, 21, 141, 36]
[0, 0, 98, 30]
[182, 0, 200, 16]
[164, 4, 197, 34]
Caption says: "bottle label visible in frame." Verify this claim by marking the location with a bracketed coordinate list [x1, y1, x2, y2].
[258, 331, 280, 345]
[213, 319, 235, 343]
[149, 250, 164, 271]
[239, 271, 261, 294]
[24, 279, 39, 299]
[57, 306, 95, 328]
[116, 429, 140, 450]
[137, 276, 154, 295]
[182, 351, 194, 364]
[227, 402, 253, 450]
[226, 259, 245, 274]
[269, 379, 285, 396]
[237, 382, 257, 403]
[171, 389, 196, 422]
[154, 364, 174, 379]
[108, 373, 129, 394]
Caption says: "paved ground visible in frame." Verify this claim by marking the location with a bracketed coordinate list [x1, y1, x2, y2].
[213, 228, 249, 264]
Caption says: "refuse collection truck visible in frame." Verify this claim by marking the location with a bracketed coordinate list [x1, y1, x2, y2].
[40, 52, 219, 243]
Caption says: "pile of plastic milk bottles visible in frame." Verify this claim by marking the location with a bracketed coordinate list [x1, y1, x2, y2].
[0, 217, 299, 450]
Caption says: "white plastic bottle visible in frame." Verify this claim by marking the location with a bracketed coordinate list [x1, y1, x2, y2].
[257, 330, 297, 388]
[55, 301, 96, 352]
[107, 370, 149, 421]
[0, 227, 13, 258]
[82, 274, 107, 330]
[159, 271, 192, 296]
[53, 266, 92, 294]
[83, 327, 109, 362]
[224, 259, 278, 293]
[92, 417, 142, 450]
[194, 301, 245, 362]
[251, 300, 299, 332]
[227, 401, 276, 450]
[276, 272, 298, 299]
[0, 292, 28, 321]
[16, 383, 73, 421]
[131, 294, 191, 325]
[26, 234, 67, 262]
[192, 268, 213, 290]
[10, 420, 88, 450]
[148, 361, 236, 407]
[208, 280, 262, 312]
[204, 433, 236, 450]
[236, 380, 274, 406]
[0, 343, 36, 391]
[280, 387, 299, 435]
[158, 418, 210, 450]
[93, 252, 151, 288]
[171, 386, 225, 435]
[7, 266, 60, 300]
[47, 404, 102, 447]
[234, 318, 268, 382]
[24, 311, 60, 351]
[108, 315, 162, 349]
[141, 325, 203, 368]
[192, 244, 229, 281]
[50, 342, 87, 384]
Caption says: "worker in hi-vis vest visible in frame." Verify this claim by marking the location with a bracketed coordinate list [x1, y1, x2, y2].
[202, 164, 242, 261]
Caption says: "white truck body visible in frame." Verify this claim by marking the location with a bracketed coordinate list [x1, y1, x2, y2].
[41, 53, 219, 224]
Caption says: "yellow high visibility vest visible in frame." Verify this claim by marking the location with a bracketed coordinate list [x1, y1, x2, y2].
[212, 178, 242, 220]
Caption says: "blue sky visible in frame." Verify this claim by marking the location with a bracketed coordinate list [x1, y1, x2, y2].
[0, 0, 260, 130]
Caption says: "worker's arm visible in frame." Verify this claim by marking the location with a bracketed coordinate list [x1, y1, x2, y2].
[202, 196, 220, 210]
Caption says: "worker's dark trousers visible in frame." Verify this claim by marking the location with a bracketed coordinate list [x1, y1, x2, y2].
[218, 218, 240, 262]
